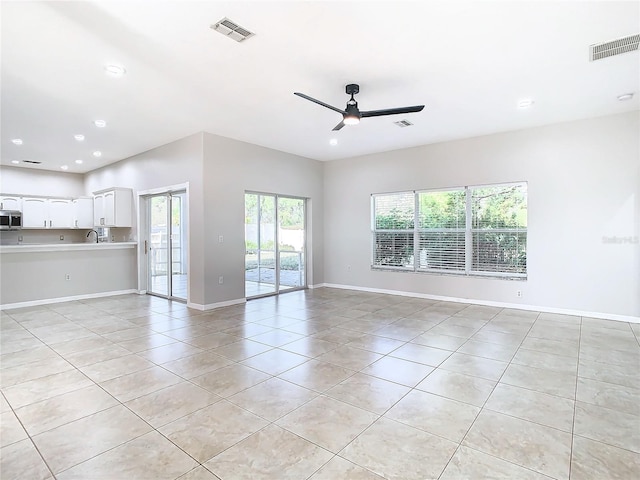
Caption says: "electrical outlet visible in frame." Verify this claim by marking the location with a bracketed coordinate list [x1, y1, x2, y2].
[516, 290, 522, 298]
[218, 276, 224, 284]
[60, 235, 64, 241]
[218, 235, 224, 243]
[65, 274, 71, 281]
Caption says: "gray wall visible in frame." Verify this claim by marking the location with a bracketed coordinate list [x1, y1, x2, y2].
[323, 112, 639, 318]
[84, 133, 206, 305]
[83, 131, 324, 308]
[1, 247, 136, 304]
[0, 166, 85, 197]
[3, 112, 637, 318]
[202, 132, 324, 307]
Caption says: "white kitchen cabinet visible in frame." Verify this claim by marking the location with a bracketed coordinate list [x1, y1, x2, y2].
[72, 198, 94, 228]
[22, 197, 73, 228]
[93, 188, 132, 227]
[48, 199, 73, 228]
[22, 197, 48, 228]
[0, 196, 21, 211]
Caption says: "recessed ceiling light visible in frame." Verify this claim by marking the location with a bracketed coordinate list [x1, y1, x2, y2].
[74, 134, 85, 141]
[94, 120, 107, 128]
[617, 93, 634, 101]
[329, 138, 338, 146]
[92, 151, 102, 157]
[518, 99, 534, 108]
[75, 159, 83, 164]
[104, 64, 126, 77]
[60, 165, 69, 170]
[11, 160, 20, 164]
[11, 138, 23, 145]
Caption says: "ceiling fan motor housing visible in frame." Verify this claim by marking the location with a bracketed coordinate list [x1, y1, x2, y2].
[346, 84, 360, 95]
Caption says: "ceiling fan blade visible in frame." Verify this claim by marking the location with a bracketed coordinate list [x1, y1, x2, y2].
[361, 105, 425, 118]
[332, 120, 345, 131]
[294, 92, 345, 115]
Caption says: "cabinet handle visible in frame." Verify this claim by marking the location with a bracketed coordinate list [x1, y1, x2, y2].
[44, 220, 46, 227]
[75, 220, 78, 228]
[49, 220, 52, 227]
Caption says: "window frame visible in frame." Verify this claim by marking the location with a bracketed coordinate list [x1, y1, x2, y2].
[371, 192, 416, 271]
[371, 182, 527, 279]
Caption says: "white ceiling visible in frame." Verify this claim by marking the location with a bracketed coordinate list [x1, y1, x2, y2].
[2, 1, 639, 174]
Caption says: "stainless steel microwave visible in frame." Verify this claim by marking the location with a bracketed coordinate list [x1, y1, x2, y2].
[0, 210, 22, 230]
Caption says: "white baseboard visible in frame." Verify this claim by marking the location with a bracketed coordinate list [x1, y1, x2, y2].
[187, 298, 246, 311]
[0, 289, 138, 310]
[322, 283, 640, 324]
[308, 283, 328, 289]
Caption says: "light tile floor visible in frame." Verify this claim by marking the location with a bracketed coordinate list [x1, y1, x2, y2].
[1, 288, 639, 479]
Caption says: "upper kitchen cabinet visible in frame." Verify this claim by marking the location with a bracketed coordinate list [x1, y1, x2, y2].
[72, 197, 94, 228]
[0, 196, 22, 211]
[22, 197, 73, 228]
[93, 188, 133, 227]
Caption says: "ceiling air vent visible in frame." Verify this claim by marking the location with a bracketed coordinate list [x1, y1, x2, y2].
[394, 119, 414, 128]
[22, 160, 42, 164]
[211, 17, 254, 42]
[590, 33, 639, 61]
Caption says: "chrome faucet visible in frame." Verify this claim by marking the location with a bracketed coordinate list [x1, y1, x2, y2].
[87, 230, 98, 243]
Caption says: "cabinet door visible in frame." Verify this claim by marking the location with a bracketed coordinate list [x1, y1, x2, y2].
[104, 191, 116, 226]
[0, 196, 22, 211]
[73, 198, 94, 228]
[94, 194, 105, 226]
[48, 199, 73, 228]
[22, 197, 48, 228]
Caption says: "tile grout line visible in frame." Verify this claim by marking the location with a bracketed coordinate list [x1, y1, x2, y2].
[437, 309, 542, 479]
[567, 316, 584, 480]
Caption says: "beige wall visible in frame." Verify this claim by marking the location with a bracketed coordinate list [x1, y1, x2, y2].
[323, 112, 639, 318]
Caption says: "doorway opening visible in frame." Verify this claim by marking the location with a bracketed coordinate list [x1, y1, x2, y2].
[244, 192, 307, 298]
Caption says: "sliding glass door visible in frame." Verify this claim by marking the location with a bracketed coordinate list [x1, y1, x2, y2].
[245, 192, 306, 298]
[148, 191, 187, 300]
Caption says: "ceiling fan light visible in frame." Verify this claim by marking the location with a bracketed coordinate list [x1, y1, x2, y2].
[343, 115, 360, 125]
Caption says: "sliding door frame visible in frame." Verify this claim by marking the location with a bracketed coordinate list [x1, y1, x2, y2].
[137, 183, 189, 303]
[245, 191, 307, 299]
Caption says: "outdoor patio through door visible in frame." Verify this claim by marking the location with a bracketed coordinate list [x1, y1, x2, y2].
[245, 192, 306, 298]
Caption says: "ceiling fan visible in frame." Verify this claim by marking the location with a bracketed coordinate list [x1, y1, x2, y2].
[294, 84, 425, 131]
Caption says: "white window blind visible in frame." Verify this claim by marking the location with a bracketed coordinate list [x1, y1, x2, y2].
[417, 190, 466, 272]
[371, 183, 527, 278]
[372, 192, 415, 269]
[471, 184, 527, 275]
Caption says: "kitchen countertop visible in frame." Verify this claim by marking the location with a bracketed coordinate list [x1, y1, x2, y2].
[0, 242, 137, 253]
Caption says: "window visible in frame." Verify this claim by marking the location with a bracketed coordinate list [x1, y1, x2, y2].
[417, 189, 466, 273]
[471, 185, 527, 274]
[372, 192, 414, 269]
[372, 183, 527, 277]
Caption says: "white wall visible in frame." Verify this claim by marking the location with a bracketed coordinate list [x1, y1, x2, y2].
[202, 132, 324, 307]
[323, 112, 639, 319]
[0, 166, 85, 197]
